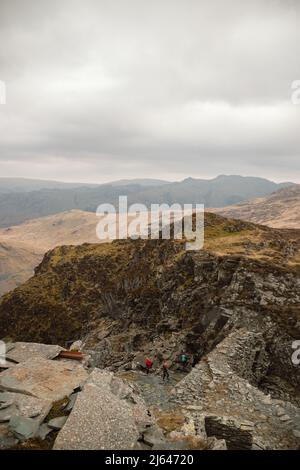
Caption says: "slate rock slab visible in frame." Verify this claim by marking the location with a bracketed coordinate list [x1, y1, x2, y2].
[9, 415, 40, 440]
[0, 391, 52, 423]
[0, 357, 88, 401]
[54, 383, 141, 450]
[48, 416, 68, 430]
[0, 404, 18, 423]
[6, 342, 64, 364]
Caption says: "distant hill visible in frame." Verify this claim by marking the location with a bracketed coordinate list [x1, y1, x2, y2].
[110, 178, 170, 187]
[0, 209, 153, 296]
[0, 240, 41, 297]
[213, 184, 300, 229]
[0, 210, 102, 296]
[0, 175, 292, 228]
[129, 175, 291, 208]
[0, 177, 99, 194]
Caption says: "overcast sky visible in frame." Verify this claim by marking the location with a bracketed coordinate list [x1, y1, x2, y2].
[0, 0, 299, 183]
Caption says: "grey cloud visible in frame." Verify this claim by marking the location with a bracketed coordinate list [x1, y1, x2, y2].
[0, 0, 299, 183]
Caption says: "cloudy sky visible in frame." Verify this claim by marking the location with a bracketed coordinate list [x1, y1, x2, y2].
[0, 0, 299, 183]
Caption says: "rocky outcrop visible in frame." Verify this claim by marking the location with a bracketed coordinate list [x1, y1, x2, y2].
[171, 329, 300, 450]
[0, 214, 300, 450]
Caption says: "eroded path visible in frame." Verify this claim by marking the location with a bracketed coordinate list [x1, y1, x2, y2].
[118, 370, 187, 410]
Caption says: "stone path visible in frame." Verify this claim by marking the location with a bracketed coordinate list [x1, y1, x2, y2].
[118, 370, 186, 411]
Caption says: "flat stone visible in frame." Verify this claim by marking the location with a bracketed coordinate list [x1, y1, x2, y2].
[54, 369, 151, 450]
[86, 369, 150, 426]
[9, 415, 40, 440]
[279, 415, 291, 422]
[0, 356, 88, 401]
[48, 416, 68, 430]
[0, 405, 18, 423]
[0, 391, 51, 423]
[6, 342, 64, 364]
[54, 383, 140, 449]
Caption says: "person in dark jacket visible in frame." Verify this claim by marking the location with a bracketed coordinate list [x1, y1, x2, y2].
[162, 360, 170, 381]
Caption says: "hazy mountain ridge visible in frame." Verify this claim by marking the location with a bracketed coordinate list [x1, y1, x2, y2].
[0, 175, 292, 228]
[0, 177, 100, 194]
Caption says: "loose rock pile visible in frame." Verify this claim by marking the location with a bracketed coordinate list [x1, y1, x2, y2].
[1, 331, 299, 451]
[171, 329, 300, 450]
[0, 341, 181, 450]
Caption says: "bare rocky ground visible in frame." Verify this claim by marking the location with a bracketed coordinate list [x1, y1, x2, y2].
[0, 339, 299, 450]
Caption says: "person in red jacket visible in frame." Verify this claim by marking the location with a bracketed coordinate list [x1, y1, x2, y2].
[145, 356, 153, 374]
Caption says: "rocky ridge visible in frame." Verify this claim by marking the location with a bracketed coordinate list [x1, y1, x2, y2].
[0, 213, 299, 449]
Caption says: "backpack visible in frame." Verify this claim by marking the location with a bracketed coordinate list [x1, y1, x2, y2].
[180, 354, 187, 363]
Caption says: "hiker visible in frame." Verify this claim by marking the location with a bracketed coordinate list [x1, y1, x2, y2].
[162, 361, 170, 382]
[179, 352, 188, 370]
[145, 356, 153, 374]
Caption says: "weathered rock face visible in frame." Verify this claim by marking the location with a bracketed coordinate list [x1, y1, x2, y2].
[0, 214, 299, 449]
[205, 416, 253, 450]
[171, 329, 300, 450]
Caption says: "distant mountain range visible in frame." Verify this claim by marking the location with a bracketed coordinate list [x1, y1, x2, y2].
[213, 184, 300, 229]
[0, 177, 99, 194]
[0, 180, 299, 297]
[0, 175, 292, 228]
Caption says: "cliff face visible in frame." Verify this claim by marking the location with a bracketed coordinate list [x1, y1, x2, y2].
[0, 213, 300, 448]
[0, 214, 299, 395]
